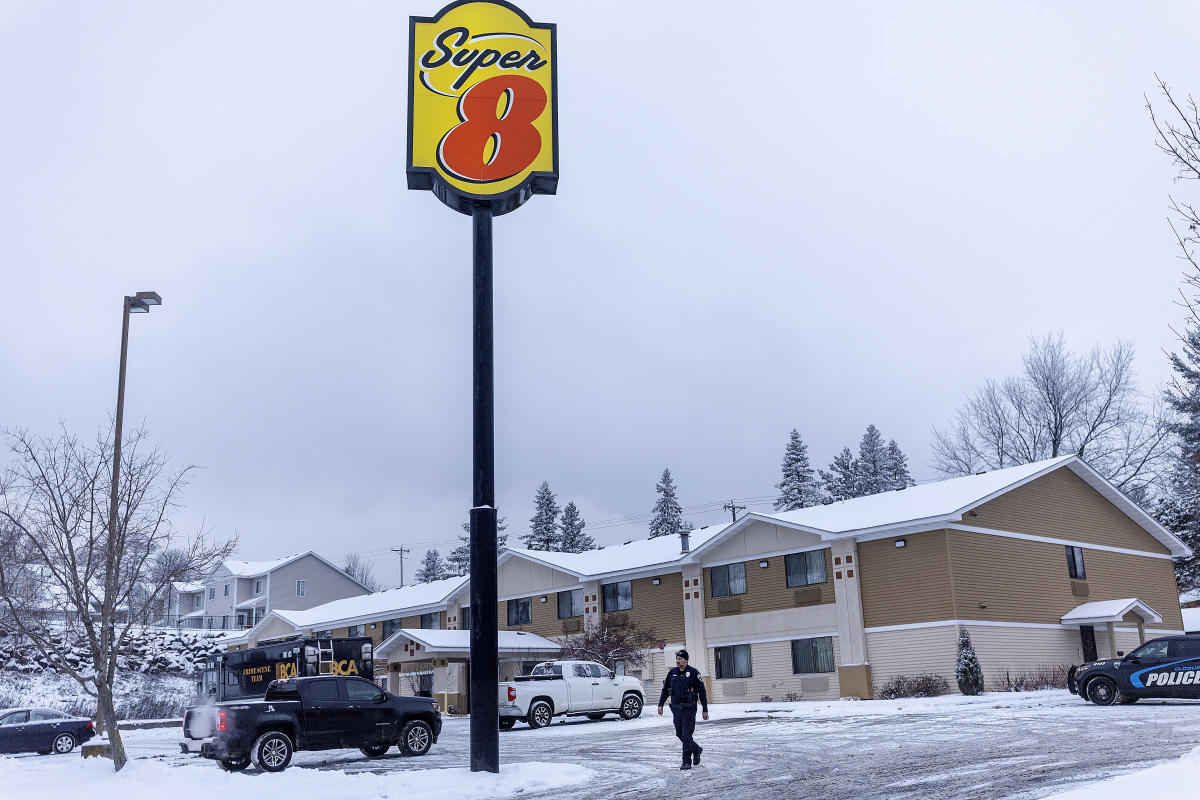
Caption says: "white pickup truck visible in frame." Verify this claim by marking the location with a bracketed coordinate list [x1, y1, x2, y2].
[498, 660, 646, 729]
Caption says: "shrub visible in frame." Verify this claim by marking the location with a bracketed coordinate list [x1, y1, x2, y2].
[955, 627, 985, 696]
[878, 674, 951, 699]
[781, 692, 801, 702]
[990, 665, 1071, 692]
[759, 695, 773, 702]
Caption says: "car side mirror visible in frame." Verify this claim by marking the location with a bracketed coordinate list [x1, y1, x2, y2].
[374, 694, 388, 704]
[608, 671, 615, 680]
[1116, 651, 1124, 658]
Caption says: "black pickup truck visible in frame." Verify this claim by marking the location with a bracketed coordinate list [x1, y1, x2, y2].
[192, 675, 441, 772]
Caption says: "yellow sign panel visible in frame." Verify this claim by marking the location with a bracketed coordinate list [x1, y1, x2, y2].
[408, 1, 558, 215]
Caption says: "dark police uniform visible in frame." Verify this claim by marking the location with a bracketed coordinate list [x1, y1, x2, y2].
[658, 664, 708, 766]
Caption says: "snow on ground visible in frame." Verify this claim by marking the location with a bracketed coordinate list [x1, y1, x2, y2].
[1045, 744, 1200, 799]
[0, 671, 195, 719]
[0, 753, 589, 800]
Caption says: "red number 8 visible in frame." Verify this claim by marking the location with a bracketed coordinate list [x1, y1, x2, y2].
[438, 75, 547, 183]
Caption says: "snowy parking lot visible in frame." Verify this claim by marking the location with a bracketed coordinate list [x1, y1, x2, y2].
[5, 690, 1200, 800]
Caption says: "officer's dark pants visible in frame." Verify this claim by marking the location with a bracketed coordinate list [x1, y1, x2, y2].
[670, 704, 698, 760]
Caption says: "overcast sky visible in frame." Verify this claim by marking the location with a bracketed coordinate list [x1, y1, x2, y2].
[3, 2, 1200, 585]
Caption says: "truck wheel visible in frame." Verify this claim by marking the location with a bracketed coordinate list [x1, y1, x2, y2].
[527, 700, 553, 729]
[399, 720, 433, 756]
[218, 756, 250, 772]
[251, 731, 293, 772]
[1085, 676, 1120, 706]
[498, 718, 516, 730]
[359, 743, 390, 758]
[619, 693, 643, 720]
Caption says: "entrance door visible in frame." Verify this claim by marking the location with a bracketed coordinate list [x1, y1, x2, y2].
[1080, 625, 1098, 663]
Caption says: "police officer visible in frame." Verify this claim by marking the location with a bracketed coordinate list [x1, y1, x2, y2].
[657, 649, 709, 770]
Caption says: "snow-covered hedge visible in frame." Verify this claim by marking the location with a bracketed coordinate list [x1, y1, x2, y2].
[0, 670, 198, 721]
[0, 627, 226, 676]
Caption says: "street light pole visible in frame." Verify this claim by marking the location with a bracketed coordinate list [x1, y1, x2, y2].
[105, 291, 162, 592]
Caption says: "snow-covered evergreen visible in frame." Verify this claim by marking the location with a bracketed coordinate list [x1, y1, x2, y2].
[774, 429, 825, 510]
[820, 447, 859, 502]
[649, 468, 685, 538]
[414, 549, 450, 583]
[448, 517, 508, 577]
[854, 425, 890, 496]
[884, 439, 915, 490]
[522, 481, 562, 551]
[955, 627, 985, 696]
[1155, 468, 1200, 591]
[558, 502, 595, 553]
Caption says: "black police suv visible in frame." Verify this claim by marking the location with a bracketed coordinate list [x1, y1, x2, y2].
[0, 708, 96, 755]
[1069, 634, 1200, 705]
[191, 675, 441, 772]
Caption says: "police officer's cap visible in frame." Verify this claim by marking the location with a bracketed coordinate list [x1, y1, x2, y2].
[675, 649, 689, 660]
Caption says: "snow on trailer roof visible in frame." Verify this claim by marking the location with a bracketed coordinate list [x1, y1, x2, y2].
[1061, 598, 1163, 625]
[272, 575, 468, 630]
[1183, 607, 1200, 633]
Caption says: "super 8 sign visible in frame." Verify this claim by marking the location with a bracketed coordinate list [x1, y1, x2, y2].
[407, 0, 558, 215]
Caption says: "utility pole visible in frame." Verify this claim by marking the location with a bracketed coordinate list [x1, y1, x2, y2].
[391, 546, 411, 586]
[723, 500, 746, 523]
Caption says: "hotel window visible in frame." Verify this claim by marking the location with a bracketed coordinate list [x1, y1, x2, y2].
[347, 624, 365, 637]
[507, 598, 531, 626]
[710, 563, 747, 598]
[602, 581, 632, 612]
[296, 579, 306, 597]
[420, 612, 440, 629]
[461, 606, 472, 630]
[224, 584, 230, 597]
[558, 588, 584, 619]
[193, 595, 202, 609]
[254, 580, 263, 594]
[1066, 546, 1086, 580]
[791, 636, 835, 674]
[785, 551, 827, 587]
[382, 618, 404, 638]
[208, 588, 215, 600]
[714, 644, 752, 679]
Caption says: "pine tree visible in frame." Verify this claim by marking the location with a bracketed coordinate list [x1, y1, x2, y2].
[522, 481, 562, 551]
[819, 447, 859, 503]
[414, 549, 450, 583]
[854, 425, 889, 496]
[1154, 467, 1200, 591]
[448, 517, 508, 577]
[649, 468, 685, 538]
[883, 439, 915, 490]
[558, 502, 595, 553]
[774, 429, 825, 511]
[955, 627, 985, 696]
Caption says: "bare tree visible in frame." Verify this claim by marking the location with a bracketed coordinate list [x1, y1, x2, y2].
[932, 333, 1173, 494]
[556, 616, 659, 672]
[0, 424, 234, 771]
[342, 552, 380, 592]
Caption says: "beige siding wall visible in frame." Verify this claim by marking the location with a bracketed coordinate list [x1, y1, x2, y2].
[700, 520, 827, 563]
[865, 626, 959, 690]
[707, 638, 841, 703]
[268, 554, 368, 612]
[498, 559, 579, 597]
[497, 594, 569, 639]
[606, 574, 685, 644]
[969, 467, 1171, 554]
[945, 530, 1183, 629]
[702, 550, 835, 619]
[858, 531, 955, 628]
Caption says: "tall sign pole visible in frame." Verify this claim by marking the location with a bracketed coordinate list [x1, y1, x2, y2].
[408, 0, 558, 774]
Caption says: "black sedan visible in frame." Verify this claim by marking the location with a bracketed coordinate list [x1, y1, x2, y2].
[0, 708, 95, 755]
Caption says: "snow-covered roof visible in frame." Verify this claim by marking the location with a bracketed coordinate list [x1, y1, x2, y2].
[1181, 588, 1200, 606]
[234, 596, 266, 609]
[171, 581, 204, 593]
[181, 610, 205, 619]
[222, 554, 309, 577]
[1061, 598, 1163, 625]
[1183, 607, 1200, 633]
[690, 456, 1188, 558]
[267, 575, 468, 630]
[502, 525, 728, 579]
[376, 628, 561, 658]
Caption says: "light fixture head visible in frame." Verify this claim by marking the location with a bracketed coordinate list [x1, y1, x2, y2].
[895, 538, 907, 548]
[759, 560, 769, 568]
